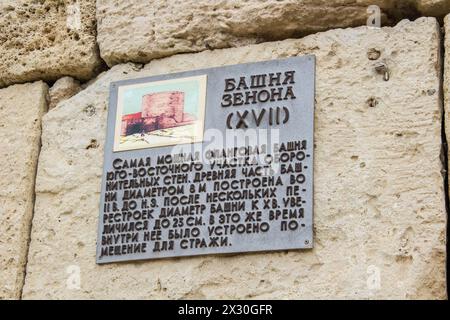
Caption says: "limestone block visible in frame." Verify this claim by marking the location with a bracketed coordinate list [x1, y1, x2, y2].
[0, 81, 48, 299]
[444, 14, 450, 245]
[49, 77, 82, 110]
[96, 0, 450, 67]
[0, 0, 101, 88]
[96, 0, 394, 66]
[23, 18, 446, 299]
[417, 0, 450, 17]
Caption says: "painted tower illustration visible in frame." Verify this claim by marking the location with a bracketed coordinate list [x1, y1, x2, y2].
[121, 91, 197, 136]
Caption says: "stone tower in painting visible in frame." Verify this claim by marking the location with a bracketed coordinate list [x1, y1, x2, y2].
[121, 91, 197, 136]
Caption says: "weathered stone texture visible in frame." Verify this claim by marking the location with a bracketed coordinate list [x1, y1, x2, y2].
[49, 77, 82, 110]
[96, 0, 388, 66]
[23, 18, 446, 299]
[0, 81, 48, 299]
[96, 0, 450, 67]
[0, 0, 101, 88]
[417, 0, 450, 16]
[444, 14, 450, 247]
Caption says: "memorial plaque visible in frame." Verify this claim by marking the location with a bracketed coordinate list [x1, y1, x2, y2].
[96, 56, 315, 264]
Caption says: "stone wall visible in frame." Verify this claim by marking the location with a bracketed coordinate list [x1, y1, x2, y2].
[96, 0, 450, 67]
[0, 1, 448, 300]
[22, 18, 447, 299]
[0, 82, 48, 299]
[0, 0, 101, 88]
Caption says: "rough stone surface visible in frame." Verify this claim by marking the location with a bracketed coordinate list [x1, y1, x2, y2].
[0, 0, 101, 88]
[0, 81, 48, 299]
[417, 0, 450, 17]
[23, 18, 446, 299]
[49, 77, 82, 110]
[444, 14, 450, 237]
[96, 0, 450, 67]
[96, 0, 387, 66]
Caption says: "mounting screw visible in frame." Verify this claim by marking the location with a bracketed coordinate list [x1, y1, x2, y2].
[374, 61, 390, 81]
